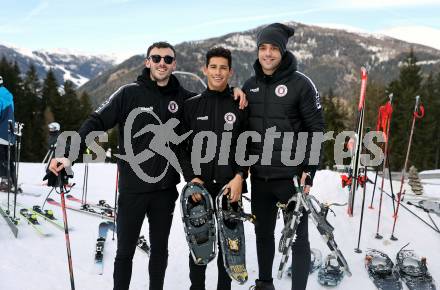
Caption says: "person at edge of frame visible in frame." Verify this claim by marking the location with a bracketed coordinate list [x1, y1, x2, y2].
[0, 75, 17, 190]
[243, 23, 325, 290]
[180, 46, 248, 290]
[46, 41, 247, 290]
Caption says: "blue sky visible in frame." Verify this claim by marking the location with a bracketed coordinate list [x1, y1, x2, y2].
[1, 0, 439, 62]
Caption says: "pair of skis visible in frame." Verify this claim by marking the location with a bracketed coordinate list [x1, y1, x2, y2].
[46, 197, 115, 221]
[277, 176, 351, 279]
[94, 221, 151, 275]
[345, 67, 368, 217]
[0, 205, 19, 237]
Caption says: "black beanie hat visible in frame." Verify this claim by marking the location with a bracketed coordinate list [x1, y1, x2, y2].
[256, 23, 295, 55]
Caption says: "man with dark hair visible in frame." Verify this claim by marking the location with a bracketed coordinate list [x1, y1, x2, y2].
[180, 46, 248, 290]
[48, 41, 246, 290]
[243, 23, 325, 290]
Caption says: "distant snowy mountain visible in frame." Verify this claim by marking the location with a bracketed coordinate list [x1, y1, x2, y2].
[80, 21, 440, 105]
[0, 44, 116, 87]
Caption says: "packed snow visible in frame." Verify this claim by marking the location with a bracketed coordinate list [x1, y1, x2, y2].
[1, 163, 439, 290]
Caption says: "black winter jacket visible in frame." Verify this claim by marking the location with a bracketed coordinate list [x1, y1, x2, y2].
[242, 52, 325, 181]
[74, 67, 194, 194]
[180, 86, 248, 191]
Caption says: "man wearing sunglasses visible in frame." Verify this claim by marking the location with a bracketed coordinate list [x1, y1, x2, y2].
[48, 41, 247, 290]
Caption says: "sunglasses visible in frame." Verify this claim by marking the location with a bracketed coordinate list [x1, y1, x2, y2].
[148, 55, 175, 64]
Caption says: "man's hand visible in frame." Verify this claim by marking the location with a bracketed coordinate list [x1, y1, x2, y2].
[224, 174, 243, 203]
[48, 157, 71, 176]
[300, 172, 312, 195]
[190, 177, 204, 202]
[232, 87, 248, 110]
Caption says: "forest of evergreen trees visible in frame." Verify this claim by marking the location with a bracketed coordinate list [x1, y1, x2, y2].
[321, 50, 440, 171]
[1, 50, 439, 171]
[0, 56, 94, 162]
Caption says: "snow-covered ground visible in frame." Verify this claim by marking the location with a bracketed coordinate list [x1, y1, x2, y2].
[1, 163, 439, 290]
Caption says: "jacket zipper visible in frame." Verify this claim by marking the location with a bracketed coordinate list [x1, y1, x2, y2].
[212, 96, 218, 183]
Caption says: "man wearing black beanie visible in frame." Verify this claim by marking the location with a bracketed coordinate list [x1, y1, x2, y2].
[243, 23, 325, 290]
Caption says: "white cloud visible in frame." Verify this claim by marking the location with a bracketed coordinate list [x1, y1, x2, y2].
[378, 25, 440, 50]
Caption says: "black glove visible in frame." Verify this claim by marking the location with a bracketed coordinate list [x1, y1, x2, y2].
[43, 165, 73, 188]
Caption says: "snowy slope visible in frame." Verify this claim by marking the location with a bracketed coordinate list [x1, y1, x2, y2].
[0, 44, 116, 87]
[1, 163, 439, 290]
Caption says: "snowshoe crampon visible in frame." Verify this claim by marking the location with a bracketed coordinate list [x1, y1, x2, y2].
[181, 182, 216, 265]
[216, 186, 253, 284]
[318, 254, 344, 286]
[365, 249, 403, 290]
[396, 244, 436, 290]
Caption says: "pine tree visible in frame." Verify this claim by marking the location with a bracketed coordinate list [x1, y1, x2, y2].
[20, 64, 46, 161]
[321, 88, 347, 169]
[41, 69, 62, 151]
[434, 72, 440, 169]
[60, 80, 83, 131]
[79, 91, 93, 123]
[387, 49, 423, 171]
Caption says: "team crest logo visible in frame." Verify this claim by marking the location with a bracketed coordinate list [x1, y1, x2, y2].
[224, 112, 236, 124]
[275, 84, 288, 97]
[168, 101, 178, 113]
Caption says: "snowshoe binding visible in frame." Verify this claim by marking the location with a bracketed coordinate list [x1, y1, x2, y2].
[318, 254, 344, 286]
[396, 244, 436, 290]
[365, 249, 403, 290]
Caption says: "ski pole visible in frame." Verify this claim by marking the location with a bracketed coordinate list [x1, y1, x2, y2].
[81, 161, 89, 204]
[391, 96, 424, 241]
[6, 120, 13, 214]
[355, 165, 368, 253]
[112, 166, 119, 241]
[379, 187, 439, 234]
[59, 175, 75, 290]
[386, 156, 396, 213]
[368, 168, 379, 209]
[374, 99, 393, 239]
[406, 201, 440, 232]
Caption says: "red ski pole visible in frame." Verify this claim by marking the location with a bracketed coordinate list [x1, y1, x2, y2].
[374, 94, 393, 239]
[59, 175, 75, 290]
[390, 95, 424, 241]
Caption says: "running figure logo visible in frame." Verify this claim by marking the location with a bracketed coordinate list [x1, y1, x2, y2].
[115, 107, 192, 183]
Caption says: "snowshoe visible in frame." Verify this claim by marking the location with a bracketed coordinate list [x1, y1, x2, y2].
[287, 248, 323, 276]
[318, 254, 344, 286]
[216, 187, 255, 284]
[365, 249, 402, 290]
[396, 244, 436, 290]
[180, 182, 217, 265]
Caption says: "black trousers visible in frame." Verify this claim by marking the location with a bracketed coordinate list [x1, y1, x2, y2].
[188, 182, 231, 290]
[251, 178, 311, 290]
[0, 144, 16, 185]
[113, 187, 178, 290]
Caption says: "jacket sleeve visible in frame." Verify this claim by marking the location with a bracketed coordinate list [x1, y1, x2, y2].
[178, 102, 199, 182]
[298, 77, 325, 182]
[232, 106, 249, 180]
[64, 86, 125, 161]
